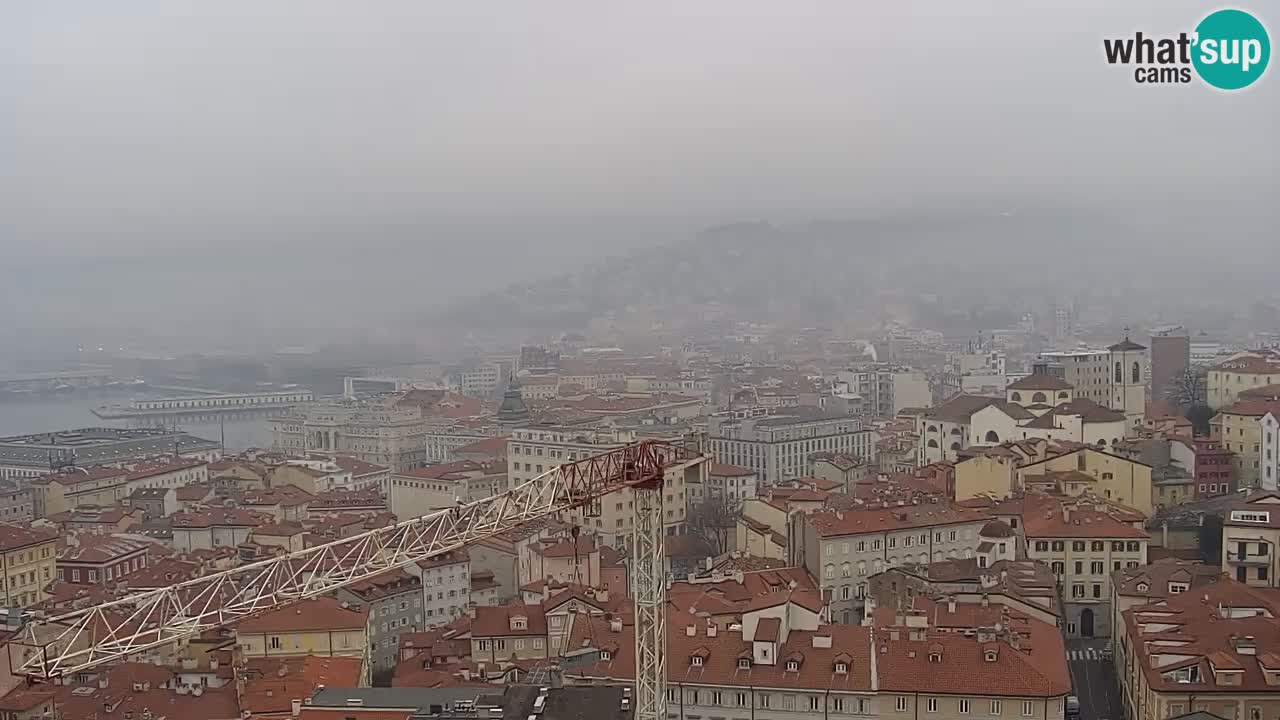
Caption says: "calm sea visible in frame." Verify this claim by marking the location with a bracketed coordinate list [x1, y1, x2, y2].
[0, 389, 271, 451]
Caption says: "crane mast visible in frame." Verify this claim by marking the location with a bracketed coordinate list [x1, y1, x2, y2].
[15, 440, 694, 720]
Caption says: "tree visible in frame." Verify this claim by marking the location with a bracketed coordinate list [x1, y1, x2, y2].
[1197, 513, 1223, 564]
[1166, 367, 1208, 409]
[685, 494, 742, 557]
[1186, 404, 1215, 437]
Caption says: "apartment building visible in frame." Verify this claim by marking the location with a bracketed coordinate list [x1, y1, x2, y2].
[389, 460, 505, 519]
[709, 409, 875, 484]
[1213, 400, 1280, 488]
[789, 503, 993, 623]
[1264, 411, 1280, 492]
[1220, 494, 1280, 587]
[415, 550, 471, 628]
[57, 537, 150, 586]
[235, 596, 369, 664]
[1023, 502, 1148, 638]
[507, 425, 706, 546]
[334, 569, 424, 675]
[0, 524, 58, 607]
[833, 365, 931, 417]
[566, 593, 1069, 720]
[1207, 353, 1280, 408]
[705, 462, 758, 504]
[464, 604, 550, 665]
[1116, 579, 1280, 720]
[1109, 558, 1223, 650]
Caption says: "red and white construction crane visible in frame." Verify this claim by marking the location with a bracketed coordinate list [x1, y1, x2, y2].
[15, 439, 700, 720]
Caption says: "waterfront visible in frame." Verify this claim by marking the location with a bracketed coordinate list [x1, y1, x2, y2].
[0, 390, 272, 451]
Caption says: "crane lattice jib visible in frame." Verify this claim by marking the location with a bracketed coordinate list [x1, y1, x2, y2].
[15, 439, 687, 680]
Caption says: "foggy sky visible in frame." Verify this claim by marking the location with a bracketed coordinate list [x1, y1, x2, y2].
[2, 0, 1275, 264]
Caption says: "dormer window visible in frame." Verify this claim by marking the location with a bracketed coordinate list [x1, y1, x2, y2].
[835, 662, 848, 674]
[738, 658, 752, 670]
[692, 656, 704, 667]
[1169, 582, 1189, 594]
[511, 616, 527, 630]
[786, 660, 799, 672]
[985, 650, 998, 662]
[1136, 582, 1149, 592]
[600, 650, 612, 660]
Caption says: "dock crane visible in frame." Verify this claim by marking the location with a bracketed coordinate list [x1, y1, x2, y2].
[14, 439, 699, 720]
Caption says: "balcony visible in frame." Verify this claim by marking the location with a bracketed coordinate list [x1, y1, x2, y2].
[1230, 552, 1271, 565]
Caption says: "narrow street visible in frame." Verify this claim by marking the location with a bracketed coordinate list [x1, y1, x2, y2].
[1067, 639, 1125, 720]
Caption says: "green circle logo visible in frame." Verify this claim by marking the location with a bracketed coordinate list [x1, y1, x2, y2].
[1192, 9, 1271, 90]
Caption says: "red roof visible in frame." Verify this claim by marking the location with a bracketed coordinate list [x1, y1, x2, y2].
[469, 604, 547, 637]
[709, 462, 755, 477]
[808, 504, 990, 538]
[237, 597, 368, 633]
[1021, 506, 1148, 539]
[0, 523, 59, 552]
[241, 656, 363, 715]
[332, 455, 389, 476]
[451, 436, 510, 456]
[755, 617, 781, 642]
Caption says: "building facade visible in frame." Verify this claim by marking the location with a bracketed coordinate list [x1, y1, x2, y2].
[0, 524, 58, 607]
[1149, 326, 1190, 404]
[334, 569, 424, 676]
[709, 410, 875, 484]
[271, 400, 429, 471]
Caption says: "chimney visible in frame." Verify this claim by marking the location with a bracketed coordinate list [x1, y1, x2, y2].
[947, 597, 956, 614]
[981, 594, 990, 608]
[707, 623, 718, 638]
[685, 624, 696, 637]
[291, 699, 303, 718]
[1061, 505, 1070, 524]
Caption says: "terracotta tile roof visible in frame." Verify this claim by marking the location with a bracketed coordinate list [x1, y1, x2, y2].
[1122, 578, 1280, 693]
[1007, 374, 1073, 391]
[469, 604, 548, 637]
[0, 523, 59, 551]
[568, 606, 873, 691]
[124, 458, 206, 481]
[450, 436, 510, 456]
[343, 568, 421, 601]
[875, 604, 1070, 697]
[1022, 505, 1148, 539]
[923, 395, 1031, 424]
[808, 503, 990, 538]
[242, 655, 363, 716]
[1113, 559, 1223, 598]
[980, 520, 1015, 538]
[175, 482, 213, 501]
[0, 662, 238, 719]
[1217, 400, 1280, 418]
[755, 617, 781, 642]
[332, 455, 389, 476]
[532, 534, 596, 558]
[59, 536, 149, 563]
[237, 596, 368, 633]
[35, 465, 128, 487]
[171, 507, 266, 528]
[708, 462, 755, 477]
[1212, 355, 1280, 373]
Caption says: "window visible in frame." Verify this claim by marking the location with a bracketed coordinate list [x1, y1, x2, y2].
[758, 694, 770, 708]
[991, 700, 1002, 715]
[1091, 561, 1104, 575]
[1023, 702, 1034, 717]
[692, 655, 704, 667]
[736, 693, 748, 708]
[1074, 561, 1083, 575]
[831, 698, 845, 713]
[1073, 541, 1086, 552]
[809, 696, 821, 711]
[1052, 541, 1064, 552]
[835, 662, 848, 674]
[905, 536, 914, 547]
[711, 691, 723, 706]
[600, 650, 610, 660]
[1035, 541, 1048, 552]
[1112, 541, 1125, 551]
[738, 658, 751, 669]
[270, 636, 281, 650]
[960, 700, 971, 714]
[1072, 584, 1085, 598]
[841, 562, 852, 578]
[928, 698, 939, 713]
[897, 696, 910, 712]
[1127, 541, 1140, 552]
[1051, 562, 1064, 575]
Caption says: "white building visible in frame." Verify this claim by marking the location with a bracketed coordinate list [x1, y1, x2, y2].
[415, 550, 471, 628]
[708, 409, 875, 484]
[271, 400, 428, 471]
[507, 425, 706, 546]
[1262, 411, 1280, 492]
